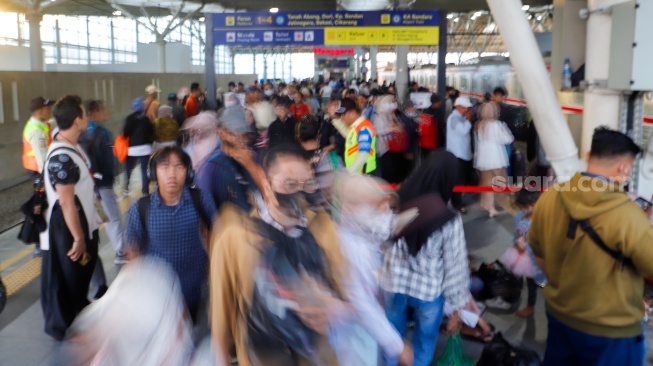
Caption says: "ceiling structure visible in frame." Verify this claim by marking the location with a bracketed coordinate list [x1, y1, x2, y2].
[1, 0, 553, 16]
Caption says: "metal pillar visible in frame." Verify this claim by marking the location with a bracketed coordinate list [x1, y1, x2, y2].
[395, 45, 409, 103]
[370, 45, 378, 82]
[580, 0, 626, 157]
[437, 11, 448, 136]
[289, 54, 293, 82]
[205, 13, 216, 110]
[27, 13, 43, 71]
[263, 53, 268, 82]
[487, 0, 580, 180]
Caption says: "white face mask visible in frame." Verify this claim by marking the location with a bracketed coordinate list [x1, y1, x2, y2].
[225, 100, 237, 108]
[389, 102, 398, 111]
[282, 90, 288, 96]
[264, 89, 274, 97]
[343, 205, 395, 243]
[405, 111, 417, 118]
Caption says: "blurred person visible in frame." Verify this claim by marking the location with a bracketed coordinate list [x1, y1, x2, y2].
[78, 100, 126, 265]
[185, 83, 202, 119]
[247, 94, 276, 161]
[474, 102, 514, 217]
[268, 99, 298, 148]
[530, 127, 653, 366]
[346, 88, 357, 100]
[335, 98, 377, 175]
[144, 84, 161, 123]
[153, 105, 181, 150]
[445, 86, 455, 117]
[195, 107, 260, 212]
[319, 80, 333, 107]
[22, 96, 55, 256]
[301, 88, 319, 117]
[356, 94, 368, 113]
[290, 91, 311, 121]
[263, 83, 275, 99]
[329, 174, 415, 366]
[122, 97, 154, 196]
[126, 146, 217, 321]
[381, 150, 470, 366]
[228, 81, 236, 93]
[210, 144, 348, 366]
[40, 95, 101, 340]
[420, 94, 444, 156]
[63, 257, 224, 366]
[237, 82, 246, 94]
[181, 112, 220, 176]
[446, 96, 474, 213]
[167, 92, 187, 127]
[374, 95, 408, 184]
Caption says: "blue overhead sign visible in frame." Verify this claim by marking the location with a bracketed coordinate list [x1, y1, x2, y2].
[212, 10, 440, 46]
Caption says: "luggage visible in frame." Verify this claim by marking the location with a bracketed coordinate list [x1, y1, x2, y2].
[477, 261, 522, 304]
[510, 148, 526, 181]
[113, 134, 129, 164]
[476, 332, 542, 366]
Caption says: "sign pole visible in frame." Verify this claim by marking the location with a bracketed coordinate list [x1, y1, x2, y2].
[205, 14, 217, 110]
[437, 10, 448, 145]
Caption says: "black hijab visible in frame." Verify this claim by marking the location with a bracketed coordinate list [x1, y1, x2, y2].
[396, 150, 460, 256]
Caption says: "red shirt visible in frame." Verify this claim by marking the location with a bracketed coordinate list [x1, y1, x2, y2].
[185, 96, 200, 118]
[418, 113, 438, 149]
[289, 103, 310, 121]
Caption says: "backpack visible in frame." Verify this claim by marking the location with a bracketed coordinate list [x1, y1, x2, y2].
[113, 134, 129, 164]
[136, 188, 211, 253]
[78, 126, 105, 177]
[476, 332, 542, 366]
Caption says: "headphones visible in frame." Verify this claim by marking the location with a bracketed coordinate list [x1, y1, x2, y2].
[147, 146, 195, 186]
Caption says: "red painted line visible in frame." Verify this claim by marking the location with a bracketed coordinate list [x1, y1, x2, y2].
[453, 185, 524, 193]
[644, 117, 653, 124]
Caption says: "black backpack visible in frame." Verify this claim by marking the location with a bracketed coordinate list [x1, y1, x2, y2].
[78, 127, 105, 178]
[476, 332, 542, 366]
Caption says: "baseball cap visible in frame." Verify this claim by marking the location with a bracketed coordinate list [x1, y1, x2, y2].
[218, 106, 250, 135]
[29, 97, 55, 113]
[131, 97, 145, 112]
[335, 98, 358, 114]
[167, 92, 178, 99]
[454, 96, 473, 108]
[145, 85, 161, 94]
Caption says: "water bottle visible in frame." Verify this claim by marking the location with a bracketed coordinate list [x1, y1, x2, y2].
[562, 58, 572, 90]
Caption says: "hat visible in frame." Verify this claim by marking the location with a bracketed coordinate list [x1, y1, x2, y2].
[335, 98, 358, 114]
[145, 85, 161, 94]
[454, 96, 473, 108]
[29, 97, 55, 113]
[218, 107, 250, 135]
[131, 97, 145, 112]
[167, 92, 177, 100]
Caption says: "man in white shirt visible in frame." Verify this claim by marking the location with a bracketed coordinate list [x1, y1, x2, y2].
[446, 96, 473, 212]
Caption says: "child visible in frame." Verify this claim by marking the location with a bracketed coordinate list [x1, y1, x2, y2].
[513, 188, 547, 318]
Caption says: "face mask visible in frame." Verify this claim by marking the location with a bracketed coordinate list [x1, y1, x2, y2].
[225, 100, 237, 108]
[405, 112, 417, 118]
[264, 89, 274, 97]
[344, 206, 395, 243]
[274, 191, 303, 219]
[282, 90, 288, 96]
[303, 191, 325, 208]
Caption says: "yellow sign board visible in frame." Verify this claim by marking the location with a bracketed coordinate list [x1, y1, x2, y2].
[323, 27, 439, 46]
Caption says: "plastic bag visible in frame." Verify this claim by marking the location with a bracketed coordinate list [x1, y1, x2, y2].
[499, 247, 535, 278]
[476, 332, 542, 366]
[435, 334, 474, 366]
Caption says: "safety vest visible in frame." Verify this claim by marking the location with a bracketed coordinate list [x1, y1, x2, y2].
[22, 118, 51, 172]
[344, 118, 377, 174]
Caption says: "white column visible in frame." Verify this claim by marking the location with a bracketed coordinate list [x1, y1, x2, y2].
[487, 0, 580, 180]
[580, 0, 630, 157]
[370, 45, 378, 82]
[395, 45, 409, 104]
[156, 35, 166, 73]
[27, 13, 44, 71]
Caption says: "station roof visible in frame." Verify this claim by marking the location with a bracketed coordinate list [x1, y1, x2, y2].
[2, 0, 553, 17]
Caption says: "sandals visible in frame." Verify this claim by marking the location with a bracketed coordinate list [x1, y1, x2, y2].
[461, 324, 496, 344]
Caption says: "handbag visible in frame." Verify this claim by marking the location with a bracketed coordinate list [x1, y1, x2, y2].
[477, 261, 522, 303]
[476, 332, 542, 366]
[113, 134, 129, 164]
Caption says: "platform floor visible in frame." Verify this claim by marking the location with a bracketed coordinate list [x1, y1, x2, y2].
[1, 172, 652, 365]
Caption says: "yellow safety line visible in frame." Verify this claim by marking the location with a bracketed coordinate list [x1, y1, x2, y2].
[4, 257, 41, 296]
[0, 247, 33, 272]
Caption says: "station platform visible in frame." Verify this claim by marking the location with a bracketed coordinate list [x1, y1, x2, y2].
[0, 174, 652, 365]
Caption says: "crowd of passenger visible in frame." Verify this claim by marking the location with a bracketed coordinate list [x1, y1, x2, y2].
[17, 75, 653, 366]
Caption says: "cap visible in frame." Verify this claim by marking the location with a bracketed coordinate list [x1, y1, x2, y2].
[335, 98, 358, 114]
[29, 97, 55, 113]
[167, 92, 178, 99]
[218, 107, 250, 135]
[131, 97, 145, 112]
[454, 96, 473, 108]
[145, 85, 161, 94]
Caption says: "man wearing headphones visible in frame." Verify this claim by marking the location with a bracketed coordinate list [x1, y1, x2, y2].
[125, 145, 217, 321]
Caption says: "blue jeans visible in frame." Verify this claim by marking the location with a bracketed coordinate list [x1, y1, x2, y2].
[544, 313, 645, 366]
[383, 292, 445, 366]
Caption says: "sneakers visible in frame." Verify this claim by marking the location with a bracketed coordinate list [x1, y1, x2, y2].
[485, 296, 512, 310]
[33, 248, 43, 257]
[114, 254, 129, 265]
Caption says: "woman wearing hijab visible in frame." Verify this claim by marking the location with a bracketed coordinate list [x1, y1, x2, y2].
[379, 150, 471, 366]
[474, 102, 514, 217]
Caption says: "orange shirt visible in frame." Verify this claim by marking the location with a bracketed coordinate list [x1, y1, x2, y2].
[185, 96, 200, 118]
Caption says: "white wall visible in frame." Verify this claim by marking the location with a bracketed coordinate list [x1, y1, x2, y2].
[0, 46, 32, 71]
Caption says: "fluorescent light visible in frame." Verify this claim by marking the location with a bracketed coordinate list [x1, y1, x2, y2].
[270, 7, 279, 13]
[446, 14, 454, 19]
[537, 15, 542, 20]
[112, 10, 122, 16]
[453, 17, 459, 22]
[527, 15, 532, 19]
[199, 16, 205, 22]
[166, 15, 173, 20]
[474, 11, 482, 17]
[522, 5, 530, 11]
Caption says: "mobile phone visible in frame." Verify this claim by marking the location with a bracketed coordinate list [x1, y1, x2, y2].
[79, 254, 91, 266]
[635, 197, 653, 211]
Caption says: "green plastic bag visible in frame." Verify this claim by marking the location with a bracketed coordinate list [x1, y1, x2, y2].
[435, 334, 475, 366]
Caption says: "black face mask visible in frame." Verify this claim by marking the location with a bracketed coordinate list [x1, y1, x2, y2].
[303, 191, 325, 208]
[274, 191, 302, 218]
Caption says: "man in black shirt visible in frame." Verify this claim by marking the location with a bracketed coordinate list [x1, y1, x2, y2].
[267, 100, 298, 148]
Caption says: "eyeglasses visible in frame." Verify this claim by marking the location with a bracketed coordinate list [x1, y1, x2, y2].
[275, 178, 318, 193]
